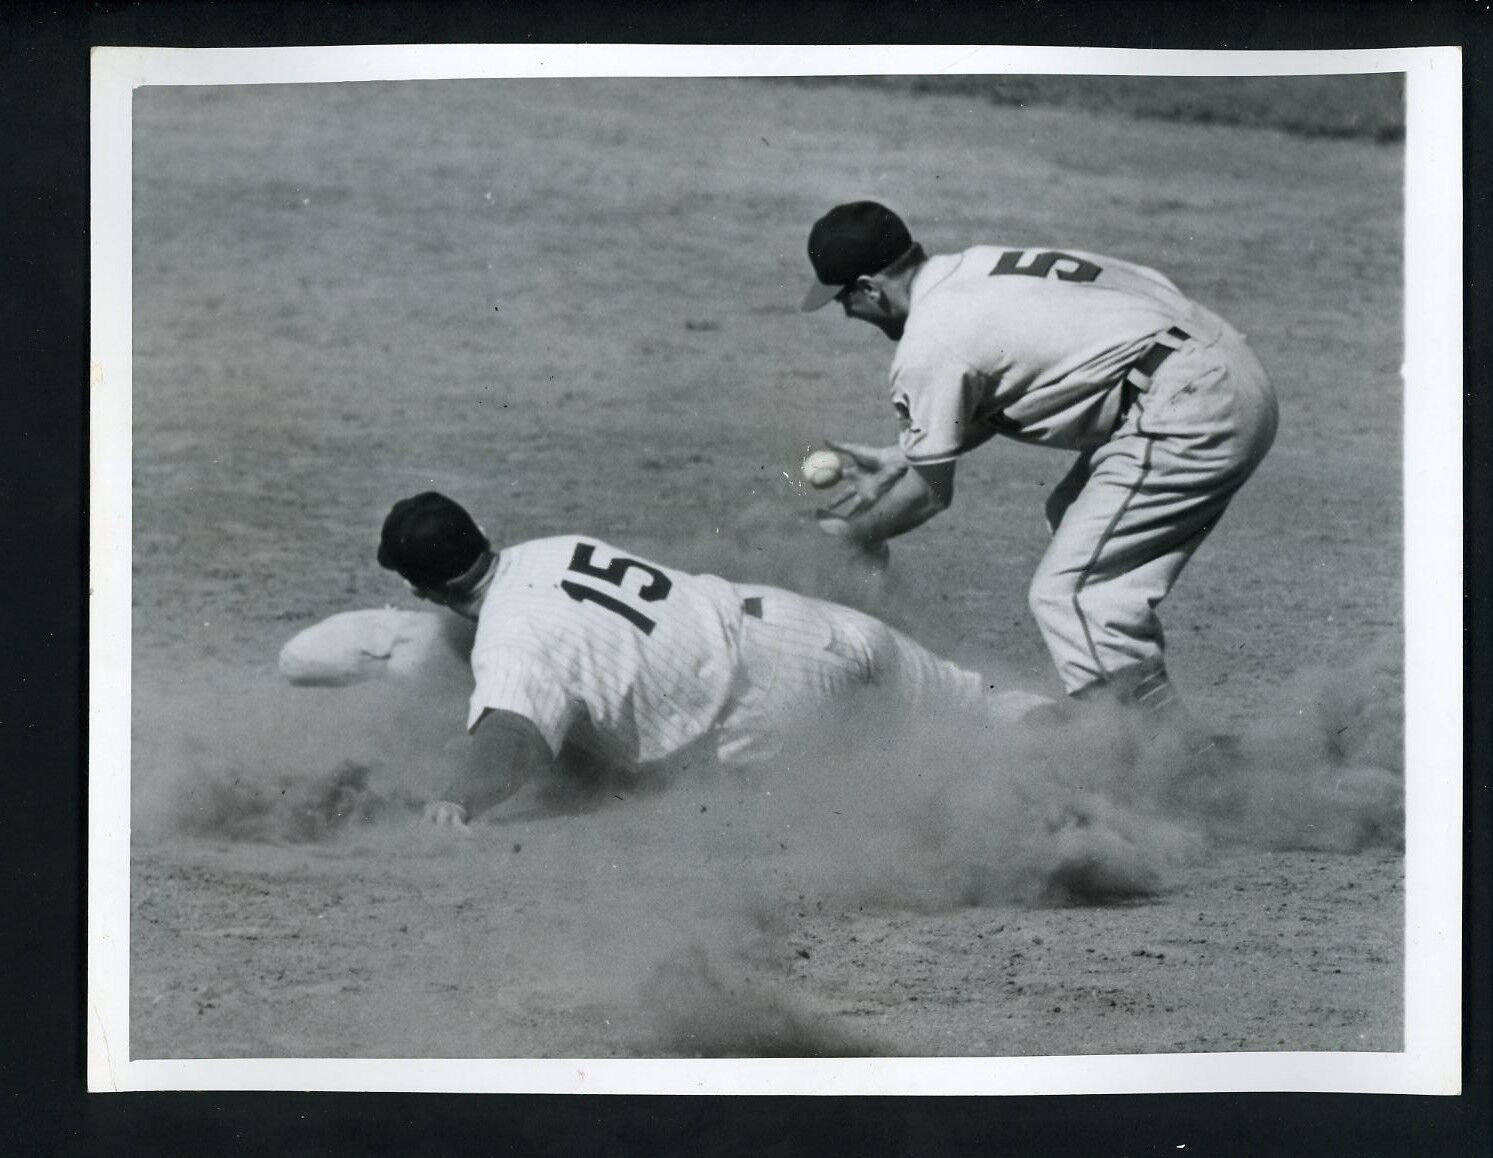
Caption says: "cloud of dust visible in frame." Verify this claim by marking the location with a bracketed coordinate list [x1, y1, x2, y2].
[620, 512, 1405, 1053]
[1182, 636, 1405, 853]
[131, 621, 474, 845]
[637, 920, 885, 1058]
[626, 634, 1402, 1055]
[133, 511, 1403, 1056]
[650, 505, 1403, 876]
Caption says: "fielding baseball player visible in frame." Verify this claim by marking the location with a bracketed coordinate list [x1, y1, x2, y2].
[295, 491, 1052, 828]
[800, 201, 1278, 728]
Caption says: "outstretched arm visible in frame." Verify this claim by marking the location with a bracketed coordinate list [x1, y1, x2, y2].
[424, 708, 556, 829]
[816, 445, 957, 550]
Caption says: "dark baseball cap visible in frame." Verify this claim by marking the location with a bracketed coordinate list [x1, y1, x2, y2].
[800, 201, 914, 312]
[377, 491, 490, 589]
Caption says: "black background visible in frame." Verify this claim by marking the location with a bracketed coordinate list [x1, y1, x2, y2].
[3, 1, 1487, 1154]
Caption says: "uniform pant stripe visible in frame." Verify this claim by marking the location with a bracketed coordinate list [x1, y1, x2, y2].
[1071, 433, 1156, 682]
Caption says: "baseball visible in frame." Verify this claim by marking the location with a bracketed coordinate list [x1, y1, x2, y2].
[801, 449, 844, 489]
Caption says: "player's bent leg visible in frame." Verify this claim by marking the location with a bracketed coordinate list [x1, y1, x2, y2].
[713, 586, 1063, 769]
[1045, 449, 1094, 534]
[277, 608, 451, 686]
[1028, 441, 1231, 695]
[1031, 335, 1276, 703]
[851, 610, 1059, 727]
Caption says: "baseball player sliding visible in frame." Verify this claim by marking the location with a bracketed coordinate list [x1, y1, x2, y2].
[800, 201, 1278, 735]
[286, 491, 1052, 829]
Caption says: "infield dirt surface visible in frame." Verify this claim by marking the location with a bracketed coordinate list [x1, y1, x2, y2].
[125, 76, 1405, 1061]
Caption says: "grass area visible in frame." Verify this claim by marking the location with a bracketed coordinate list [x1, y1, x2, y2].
[789, 73, 1404, 141]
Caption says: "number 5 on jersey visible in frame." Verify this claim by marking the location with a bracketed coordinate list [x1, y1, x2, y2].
[560, 542, 673, 635]
[990, 249, 1102, 283]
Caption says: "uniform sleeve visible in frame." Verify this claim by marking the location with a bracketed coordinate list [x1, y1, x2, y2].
[467, 643, 578, 757]
[892, 343, 993, 465]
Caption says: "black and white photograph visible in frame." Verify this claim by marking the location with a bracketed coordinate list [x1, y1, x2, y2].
[87, 45, 1461, 1094]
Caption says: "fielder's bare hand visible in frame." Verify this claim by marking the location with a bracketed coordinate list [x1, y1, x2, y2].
[423, 800, 472, 834]
[818, 440, 909, 518]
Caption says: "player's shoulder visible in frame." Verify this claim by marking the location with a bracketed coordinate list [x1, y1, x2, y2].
[897, 249, 1008, 363]
[503, 533, 609, 563]
[911, 245, 1031, 310]
[922, 242, 1178, 303]
[497, 533, 669, 579]
[486, 536, 580, 594]
[476, 538, 579, 640]
[939, 242, 1125, 279]
[913, 248, 987, 296]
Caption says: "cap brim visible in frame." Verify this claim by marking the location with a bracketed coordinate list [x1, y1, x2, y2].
[799, 279, 843, 313]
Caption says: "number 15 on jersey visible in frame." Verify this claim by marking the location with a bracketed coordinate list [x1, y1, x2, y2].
[559, 542, 673, 635]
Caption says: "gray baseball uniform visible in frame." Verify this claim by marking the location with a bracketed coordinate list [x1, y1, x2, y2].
[889, 245, 1278, 695]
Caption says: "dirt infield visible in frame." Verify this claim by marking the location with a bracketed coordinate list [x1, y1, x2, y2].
[127, 76, 1404, 1060]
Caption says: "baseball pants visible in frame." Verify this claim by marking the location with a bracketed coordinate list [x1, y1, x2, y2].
[1031, 316, 1278, 696]
[712, 584, 1049, 764]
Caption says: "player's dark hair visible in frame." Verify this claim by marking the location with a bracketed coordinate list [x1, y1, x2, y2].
[377, 491, 490, 590]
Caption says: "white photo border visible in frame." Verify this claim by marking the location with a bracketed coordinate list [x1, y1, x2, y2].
[88, 42, 1463, 1096]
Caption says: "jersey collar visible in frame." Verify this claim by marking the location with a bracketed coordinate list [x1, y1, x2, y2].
[908, 251, 965, 310]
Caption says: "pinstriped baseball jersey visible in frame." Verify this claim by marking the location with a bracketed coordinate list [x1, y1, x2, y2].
[467, 536, 745, 767]
[278, 547, 1056, 764]
[892, 245, 1207, 461]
